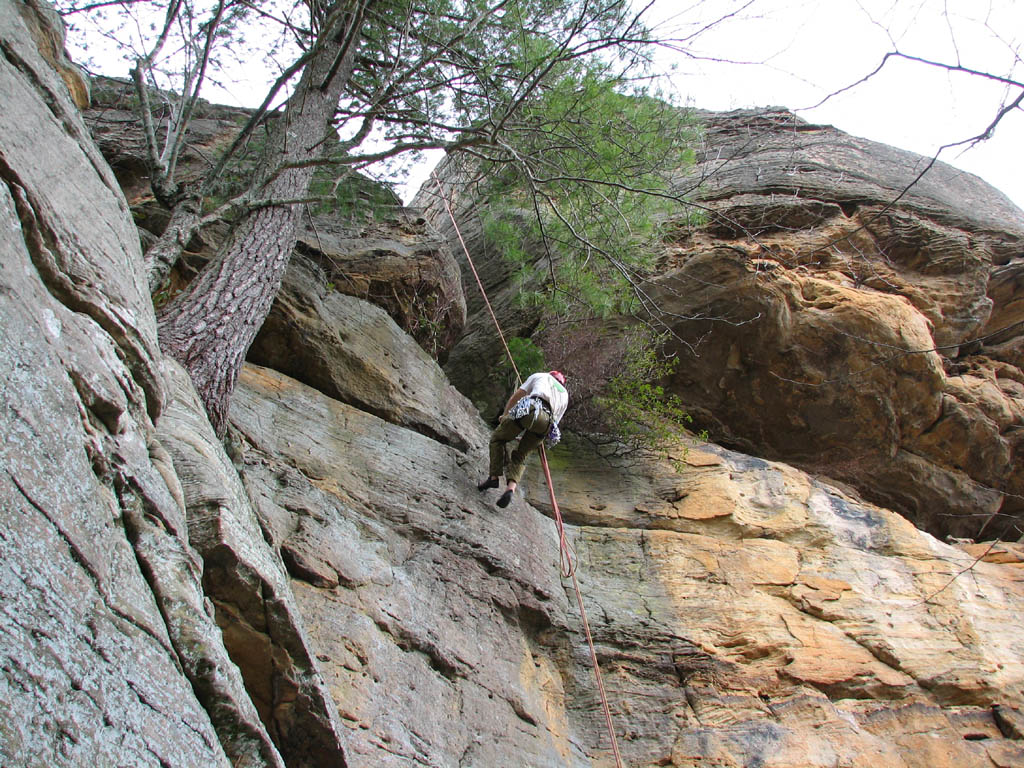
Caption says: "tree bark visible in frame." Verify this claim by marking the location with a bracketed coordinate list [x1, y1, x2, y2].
[156, 0, 366, 435]
[145, 193, 201, 291]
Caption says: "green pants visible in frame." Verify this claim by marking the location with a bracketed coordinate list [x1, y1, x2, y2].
[489, 408, 551, 484]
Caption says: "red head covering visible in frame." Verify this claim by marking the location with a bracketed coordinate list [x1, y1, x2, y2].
[549, 370, 566, 385]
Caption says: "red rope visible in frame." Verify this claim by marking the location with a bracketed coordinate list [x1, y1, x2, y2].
[431, 172, 521, 385]
[539, 445, 624, 767]
[432, 173, 624, 768]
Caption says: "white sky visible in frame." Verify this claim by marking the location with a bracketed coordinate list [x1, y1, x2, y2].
[66, 0, 1022, 210]
[638, 0, 1024, 211]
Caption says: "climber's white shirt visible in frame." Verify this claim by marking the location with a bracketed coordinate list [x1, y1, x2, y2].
[520, 372, 568, 424]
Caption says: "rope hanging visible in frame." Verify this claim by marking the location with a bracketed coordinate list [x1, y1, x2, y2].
[432, 173, 624, 768]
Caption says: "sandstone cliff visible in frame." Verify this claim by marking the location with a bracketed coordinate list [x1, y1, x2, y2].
[424, 110, 1024, 543]
[2, 3, 1023, 767]
[656, 109, 1024, 542]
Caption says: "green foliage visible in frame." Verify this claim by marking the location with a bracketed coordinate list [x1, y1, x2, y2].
[478, 69, 700, 321]
[494, 336, 546, 393]
[543, 324, 702, 467]
[201, 123, 273, 214]
[508, 336, 546, 379]
[308, 169, 401, 221]
[601, 332, 695, 464]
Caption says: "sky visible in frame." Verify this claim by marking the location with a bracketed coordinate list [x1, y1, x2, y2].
[63, 0, 1023, 210]
[401, 0, 1024, 208]
[636, 0, 1024, 211]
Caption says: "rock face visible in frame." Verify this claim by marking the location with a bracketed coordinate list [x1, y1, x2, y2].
[84, 76, 251, 212]
[654, 109, 1024, 541]
[525, 439, 1024, 767]
[427, 110, 1024, 541]
[0, 2, 264, 764]
[14, 0, 89, 108]
[156, 361, 347, 767]
[414, 179, 548, 415]
[4, 5, 1024, 767]
[229, 364, 581, 767]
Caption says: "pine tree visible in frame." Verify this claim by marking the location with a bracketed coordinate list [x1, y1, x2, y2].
[62, 0, 700, 434]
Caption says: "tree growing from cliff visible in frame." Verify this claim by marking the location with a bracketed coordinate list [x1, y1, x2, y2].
[61, 0, 706, 435]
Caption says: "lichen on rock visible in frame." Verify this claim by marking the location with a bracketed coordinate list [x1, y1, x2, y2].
[4, 4, 1024, 766]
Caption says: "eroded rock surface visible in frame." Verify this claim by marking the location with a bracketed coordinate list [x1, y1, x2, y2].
[413, 180, 548, 414]
[289, 215, 466, 362]
[656, 109, 1024, 539]
[222, 347, 1024, 767]
[0, 2, 260, 763]
[522, 439, 1024, 766]
[237, 276, 1024, 767]
[157, 361, 346, 767]
[425, 109, 1024, 540]
[249, 252, 477, 452]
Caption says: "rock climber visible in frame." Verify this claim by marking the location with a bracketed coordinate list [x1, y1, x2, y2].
[478, 370, 569, 508]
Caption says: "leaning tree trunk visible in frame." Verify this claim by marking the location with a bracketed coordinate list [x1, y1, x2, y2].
[146, 192, 202, 291]
[156, 1, 366, 435]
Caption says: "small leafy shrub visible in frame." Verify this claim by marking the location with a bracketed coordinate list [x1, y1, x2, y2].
[540, 323, 702, 466]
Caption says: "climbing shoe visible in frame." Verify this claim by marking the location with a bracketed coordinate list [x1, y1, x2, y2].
[477, 476, 499, 491]
[496, 488, 514, 508]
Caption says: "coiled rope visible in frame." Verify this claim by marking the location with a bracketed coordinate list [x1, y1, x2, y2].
[431, 172, 624, 768]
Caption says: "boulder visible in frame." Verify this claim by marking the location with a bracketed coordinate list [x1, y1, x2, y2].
[248, 254, 471, 451]
[289, 212, 466, 363]
[655, 109, 1024, 538]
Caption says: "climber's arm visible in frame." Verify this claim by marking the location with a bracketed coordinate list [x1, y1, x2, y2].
[503, 388, 527, 418]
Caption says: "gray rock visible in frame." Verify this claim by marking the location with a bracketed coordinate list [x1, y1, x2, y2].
[158, 361, 347, 768]
[230, 363, 587, 768]
[688, 108, 1024, 236]
[0, 2, 164, 422]
[0, 1, 227, 762]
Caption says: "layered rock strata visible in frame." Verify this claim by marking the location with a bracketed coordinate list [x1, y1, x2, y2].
[657, 109, 1024, 541]
[3, 5, 1024, 766]
[424, 110, 1024, 541]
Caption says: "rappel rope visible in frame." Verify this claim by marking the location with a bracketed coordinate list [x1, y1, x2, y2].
[432, 173, 625, 768]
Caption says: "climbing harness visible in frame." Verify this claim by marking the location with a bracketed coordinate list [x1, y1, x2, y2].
[509, 395, 549, 427]
[432, 173, 625, 768]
